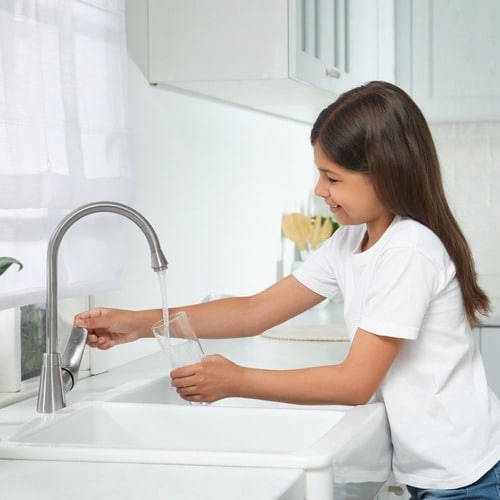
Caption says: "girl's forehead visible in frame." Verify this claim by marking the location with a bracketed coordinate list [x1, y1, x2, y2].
[313, 144, 344, 172]
[313, 143, 329, 164]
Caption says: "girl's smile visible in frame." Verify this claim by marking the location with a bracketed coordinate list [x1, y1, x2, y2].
[329, 204, 342, 216]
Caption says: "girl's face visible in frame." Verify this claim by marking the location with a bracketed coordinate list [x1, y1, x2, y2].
[313, 143, 394, 246]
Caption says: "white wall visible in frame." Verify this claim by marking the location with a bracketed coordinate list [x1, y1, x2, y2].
[106, 59, 315, 308]
[94, 61, 500, 369]
[92, 58, 315, 368]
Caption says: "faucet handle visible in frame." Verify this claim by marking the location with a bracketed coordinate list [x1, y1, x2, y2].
[61, 326, 88, 391]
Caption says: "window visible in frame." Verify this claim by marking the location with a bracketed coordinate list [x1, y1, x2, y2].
[20, 304, 46, 381]
[0, 0, 132, 402]
[0, 296, 91, 404]
[0, 0, 133, 310]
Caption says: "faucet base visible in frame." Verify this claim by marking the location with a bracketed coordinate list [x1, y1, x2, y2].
[37, 353, 66, 413]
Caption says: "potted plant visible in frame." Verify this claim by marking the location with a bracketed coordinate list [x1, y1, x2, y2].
[0, 257, 23, 277]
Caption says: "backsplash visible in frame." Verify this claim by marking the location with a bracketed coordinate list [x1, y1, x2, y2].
[430, 122, 500, 305]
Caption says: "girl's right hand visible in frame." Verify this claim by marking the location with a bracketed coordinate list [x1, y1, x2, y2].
[74, 307, 159, 350]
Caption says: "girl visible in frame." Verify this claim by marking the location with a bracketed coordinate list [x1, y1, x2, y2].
[75, 81, 500, 498]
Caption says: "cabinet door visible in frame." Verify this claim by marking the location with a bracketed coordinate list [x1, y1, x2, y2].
[375, 484, 410, 500]
[291, 0, 394, 95]
[147, 0, 289, 83]
[479, 327, 500, 399]
[396, 0, 500, 121]
[338, 0, 394, 91]
[290, 0, 337, 91]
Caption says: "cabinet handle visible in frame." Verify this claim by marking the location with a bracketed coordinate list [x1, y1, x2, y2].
[333, 0, 349, 74]
[326, 67, 341, 78]
[388, 485, 405, 496]
[344, 0, 350, 72]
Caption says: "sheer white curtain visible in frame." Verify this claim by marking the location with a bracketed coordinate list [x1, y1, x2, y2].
[0, 0, 134, 309]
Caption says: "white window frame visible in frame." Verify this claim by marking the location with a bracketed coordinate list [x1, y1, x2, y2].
[0, 295, 93, 408]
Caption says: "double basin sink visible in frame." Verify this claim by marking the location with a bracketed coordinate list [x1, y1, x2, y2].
[0, 375, 391, 499]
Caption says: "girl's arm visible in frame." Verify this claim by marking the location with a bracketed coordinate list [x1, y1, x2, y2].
[75, 275, 325, 349]
[171, 275, 325, 339]
[171, 329, 404, 406]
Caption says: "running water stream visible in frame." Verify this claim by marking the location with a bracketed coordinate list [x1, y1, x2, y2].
[155, 268, 207, 405]
[157, 269, 169, 333]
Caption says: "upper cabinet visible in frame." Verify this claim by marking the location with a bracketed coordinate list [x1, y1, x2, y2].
[291, 0, 394, 96]
[126, 0, 500, 123]
[395, 0, 500, 122]
[126, 0, 394, 124]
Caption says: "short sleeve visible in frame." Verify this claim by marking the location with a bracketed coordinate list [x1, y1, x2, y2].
[292, 237, 343, 301]
[358, 247, 442, 339]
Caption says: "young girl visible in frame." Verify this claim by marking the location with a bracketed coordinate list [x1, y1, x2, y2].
[75, 81, 500, 498]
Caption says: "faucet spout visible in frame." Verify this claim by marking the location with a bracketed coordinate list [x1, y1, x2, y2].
[37, 201, 168, 413]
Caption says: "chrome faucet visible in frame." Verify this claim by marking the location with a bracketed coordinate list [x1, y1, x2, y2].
[37, 201, 168, 413]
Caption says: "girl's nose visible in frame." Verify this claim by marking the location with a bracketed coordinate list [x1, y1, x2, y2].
[314, 178, 328, 198]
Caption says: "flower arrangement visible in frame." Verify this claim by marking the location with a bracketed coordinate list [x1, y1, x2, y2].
[282, 213, 339, 256]
[0, 257, 23, 277]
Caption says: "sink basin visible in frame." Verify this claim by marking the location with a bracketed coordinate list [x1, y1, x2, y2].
[4, 402, 344, 461]
[0, 400, 391, 500]
[104, 375, 345, 410]
[102, 376, 204, 405]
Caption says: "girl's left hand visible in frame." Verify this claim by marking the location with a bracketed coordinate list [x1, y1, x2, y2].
[170, 354, 243, 404]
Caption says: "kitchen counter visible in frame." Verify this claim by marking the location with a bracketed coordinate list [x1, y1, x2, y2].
[0, 315, 352, 500]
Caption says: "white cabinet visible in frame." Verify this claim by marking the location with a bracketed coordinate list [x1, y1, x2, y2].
[476, 326, 500, 399]
[126, 0, 394, 124]
[291, 0, 394, 96]
[291, 0, 342, 94]
[395, 0, 500, 122]
[376, 483, 410, 499]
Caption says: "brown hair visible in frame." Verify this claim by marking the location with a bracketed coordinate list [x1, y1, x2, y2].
[311, 81, 490, 326]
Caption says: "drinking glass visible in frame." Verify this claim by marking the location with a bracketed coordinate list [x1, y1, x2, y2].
[152, 311, 205, 369]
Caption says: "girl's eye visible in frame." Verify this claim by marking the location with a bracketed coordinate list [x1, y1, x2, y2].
[327, 177, 338, 183]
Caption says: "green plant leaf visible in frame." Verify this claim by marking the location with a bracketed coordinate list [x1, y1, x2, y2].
[0, 257, 23, 277]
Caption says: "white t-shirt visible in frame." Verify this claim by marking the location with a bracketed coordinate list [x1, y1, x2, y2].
[293, 215, 500, 489]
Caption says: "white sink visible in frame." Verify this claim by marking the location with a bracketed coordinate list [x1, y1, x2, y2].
[102, 375, 203, 405]
[0, 400, 390, 500]
[3, 402, 344, 461]
[104, 375, 345, 410]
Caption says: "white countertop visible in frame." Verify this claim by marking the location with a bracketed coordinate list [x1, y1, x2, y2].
[0, 313, 352, 500]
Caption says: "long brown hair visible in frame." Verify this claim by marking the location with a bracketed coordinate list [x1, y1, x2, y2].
[311, 81, 490, 326]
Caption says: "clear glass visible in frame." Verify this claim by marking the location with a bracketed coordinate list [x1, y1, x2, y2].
[152, 311, 205, 369]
